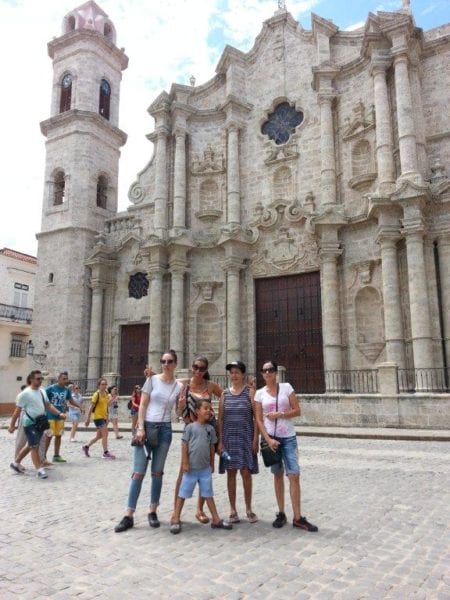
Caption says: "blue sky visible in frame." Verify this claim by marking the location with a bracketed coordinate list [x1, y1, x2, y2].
[0, 0, 449, 256]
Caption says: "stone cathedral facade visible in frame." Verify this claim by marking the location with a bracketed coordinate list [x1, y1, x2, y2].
[33, 0, 450, 396]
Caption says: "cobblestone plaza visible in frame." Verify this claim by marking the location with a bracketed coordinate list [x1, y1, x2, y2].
[1, 430, 449, 599]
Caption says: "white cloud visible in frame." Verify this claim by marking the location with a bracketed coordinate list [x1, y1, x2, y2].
[345, 20, 365, 31]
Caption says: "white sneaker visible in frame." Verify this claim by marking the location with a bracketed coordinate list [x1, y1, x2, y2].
[70, 438, 76, 442]
[37, 469, 48, 479]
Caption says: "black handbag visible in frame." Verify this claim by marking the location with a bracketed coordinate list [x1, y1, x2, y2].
[260, 384, 282, 467]
[25, 392, 50, 433]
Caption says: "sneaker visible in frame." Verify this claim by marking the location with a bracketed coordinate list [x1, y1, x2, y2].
[53, 455, 67, 463]
[115, 515, 134, 533]
[103, 451, 116, 460]
[10, 462, 25, 474]
[70, 438, 76, 443]
[148, 512, 160, 528]
[37, 469, 48, 479]
[293, 516, 318, 532]
[82, 445, 90, 457]
[272, 512, 287, 528]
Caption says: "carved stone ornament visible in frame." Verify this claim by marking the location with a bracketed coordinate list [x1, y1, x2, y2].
[193, 281, 223, 301]
[252, 228, 319, 276]
[430, 158, 450, 201]
[191, 145, 226, 175]
[356, 342, 385, 363]
[343, 100, 375, 141]
[264, 137, 299, 165]
[250, 199, 306, 232]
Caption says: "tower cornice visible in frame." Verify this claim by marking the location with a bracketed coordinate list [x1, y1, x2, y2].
[48, 29, 128, 70]
[40, 109, 127, 146]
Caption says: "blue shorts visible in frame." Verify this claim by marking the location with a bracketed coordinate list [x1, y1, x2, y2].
[270, 435, 300, 476]
[179, 467, 214, 499]
[23, 424, 44, 449]
[94, 419, 107, 428]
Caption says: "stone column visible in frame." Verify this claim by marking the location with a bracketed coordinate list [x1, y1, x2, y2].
[370, 61, 395, 191]
[224, 259, 242, 362]
[226, 125, 241, 226]
[319, 243, 342, 382]
[437, 234, 450, 366]
[169, 257, 187, 367]
[154, 130, 168, 233]
[87, 282, 104, 380]
[377, 233, 406, 367]
[148, 269, 163, 367]
[393, 51, 419, 176]
[404, 230, 433, 369]
[173, 129, 186, 232]
[318, 95, 337, 205]
[409, 59, 427, 175]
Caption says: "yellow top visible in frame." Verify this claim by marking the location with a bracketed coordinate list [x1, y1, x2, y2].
[91, 390, 109, 420]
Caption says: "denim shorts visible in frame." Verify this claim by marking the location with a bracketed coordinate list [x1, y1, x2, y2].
[94, 418, 107, 428]
[179, 467, 214, 499]
[23, 424, 44, 449]
[270, 435, 300, 475]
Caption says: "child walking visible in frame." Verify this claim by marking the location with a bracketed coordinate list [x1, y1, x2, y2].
[170, 399, 232, 534]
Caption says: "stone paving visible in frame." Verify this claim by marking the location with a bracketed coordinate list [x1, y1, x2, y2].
[1, 428, 449, 600]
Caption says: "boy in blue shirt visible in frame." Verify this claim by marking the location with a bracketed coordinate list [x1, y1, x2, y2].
[45, 371, 78, 463]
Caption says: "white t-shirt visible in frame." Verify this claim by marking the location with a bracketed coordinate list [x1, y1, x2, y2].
[255, 382, 296, 438]
[142, 375, 182, 422]
[16, 387, 49, 428]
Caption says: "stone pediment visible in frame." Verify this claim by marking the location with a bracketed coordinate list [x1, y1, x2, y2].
[147, 91, 171, 115]
[391, 179, 431, 203]
[312, 206, 348, 228]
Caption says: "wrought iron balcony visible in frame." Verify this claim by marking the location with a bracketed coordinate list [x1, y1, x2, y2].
[0, 303, 33, 322]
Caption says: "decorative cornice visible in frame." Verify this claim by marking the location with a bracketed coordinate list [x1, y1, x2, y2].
[40, 109, 127, 145]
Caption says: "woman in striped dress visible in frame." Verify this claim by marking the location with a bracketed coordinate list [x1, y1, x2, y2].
[218, 361, 259, 524]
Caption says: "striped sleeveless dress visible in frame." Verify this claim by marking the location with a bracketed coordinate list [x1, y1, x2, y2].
[219, 386, 258, 474]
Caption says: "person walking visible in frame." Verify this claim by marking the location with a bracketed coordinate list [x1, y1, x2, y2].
[108, 385, 123, 439]
[69, 384, 84, 442]
[174, 355, 223, 524]
[11, 370, 66, 479]
[129, 385, 141, 432]
[218, 361, 259, 524]
[115, 350, 183, 532]
[170, 398, 232, 534]
[254, 360, 318, 532]
[82, 378, 116, 459]
[45, 371, 79, 463]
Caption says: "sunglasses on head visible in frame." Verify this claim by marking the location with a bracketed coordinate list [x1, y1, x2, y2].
[34, 377, 44, 381]
[160, 359, 174, 365]
[192, 364, 207, 372]
[261, 367, 276, 374]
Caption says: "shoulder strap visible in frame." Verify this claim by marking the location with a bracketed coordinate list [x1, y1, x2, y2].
[274, 384, 279, 438]
[92, 391, 100, 411]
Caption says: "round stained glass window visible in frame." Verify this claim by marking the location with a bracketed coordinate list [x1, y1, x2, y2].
[261, 102, 304, 145]
[128, 272, 149, 300]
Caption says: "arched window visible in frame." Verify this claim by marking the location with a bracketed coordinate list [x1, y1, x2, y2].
[53, 171, 65, 205]
[104, 22, 112, 39]
[273, 166, 293, 200]
[60, 73, 72, 113]
[68, 16, 75, 31]
[99, 79, 111, 120]
[96, 175, 108, 209]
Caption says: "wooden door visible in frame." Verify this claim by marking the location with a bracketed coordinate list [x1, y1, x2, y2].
[119, 324, 149, 395]
[255, 272, 325, 393]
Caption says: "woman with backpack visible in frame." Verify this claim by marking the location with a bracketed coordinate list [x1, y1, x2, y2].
[82, 378, 116, 459]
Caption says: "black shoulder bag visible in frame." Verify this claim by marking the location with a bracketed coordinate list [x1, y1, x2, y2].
[24, 391, 50, 433]
[260, 384, 283, 467]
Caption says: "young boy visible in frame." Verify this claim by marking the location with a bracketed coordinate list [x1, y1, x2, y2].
[170, 399, 232, 534]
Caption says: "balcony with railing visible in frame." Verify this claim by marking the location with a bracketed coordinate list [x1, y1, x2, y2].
[398, 368, 450, 393]
[0, 303, 33, 322]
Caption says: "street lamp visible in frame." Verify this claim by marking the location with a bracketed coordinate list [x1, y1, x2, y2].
[27, 340, 48, 367]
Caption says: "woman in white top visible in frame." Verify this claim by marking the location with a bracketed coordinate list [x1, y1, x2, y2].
[115, 350, 183, 533]
[254, 360, 318, 532]
[69, 384, 83, 442]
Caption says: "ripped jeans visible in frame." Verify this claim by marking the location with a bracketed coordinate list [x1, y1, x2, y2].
[126, 423, 172, 510]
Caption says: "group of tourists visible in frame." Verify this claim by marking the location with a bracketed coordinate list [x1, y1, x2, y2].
[8, 353, 318, 534]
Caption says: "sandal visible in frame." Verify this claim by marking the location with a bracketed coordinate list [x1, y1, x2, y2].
[195, 511, 210, 524]
[247, 511, 258, 524]
[229, 512, 240, 524]
[211, 519, 232, 530]
[170, 521, 181, 534]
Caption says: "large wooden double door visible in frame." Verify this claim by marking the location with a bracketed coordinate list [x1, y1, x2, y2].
[119, 324, 149, 395]
[255, 272, 325, 393]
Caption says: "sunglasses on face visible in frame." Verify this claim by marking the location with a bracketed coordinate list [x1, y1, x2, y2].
[34, 377, 44, 381]
[192, 364, 207, 372]
[160, 359, 174, 365]
[261, 367, 276, 374]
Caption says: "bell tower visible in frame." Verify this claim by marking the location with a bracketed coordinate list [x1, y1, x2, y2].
[33, 1, 128, 377]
